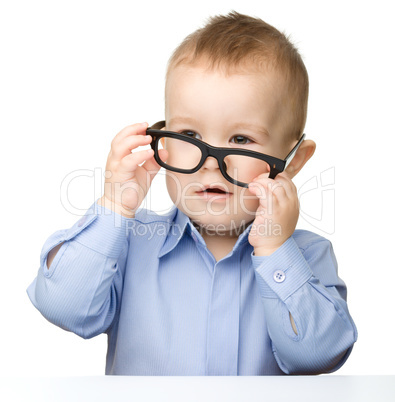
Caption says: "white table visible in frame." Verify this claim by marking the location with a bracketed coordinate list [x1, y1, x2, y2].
[1, 376, 394, 402]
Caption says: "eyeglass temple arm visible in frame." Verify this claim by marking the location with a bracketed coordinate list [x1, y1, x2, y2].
[269, 134, 305, 179]
[148, 120, 166, 130]
[284, 134, 306, 170]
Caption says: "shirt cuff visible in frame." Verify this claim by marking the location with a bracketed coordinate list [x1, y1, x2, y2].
[252, 236, 314, 301]
[63, 199, 134, 259]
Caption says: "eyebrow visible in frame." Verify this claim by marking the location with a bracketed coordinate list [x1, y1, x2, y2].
[229, 123, 270, 138]
[167, 116, 198, 127]
[167, 117, 270, 138]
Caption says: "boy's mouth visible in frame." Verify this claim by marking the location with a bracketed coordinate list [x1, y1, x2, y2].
[195, 185, 233, 201]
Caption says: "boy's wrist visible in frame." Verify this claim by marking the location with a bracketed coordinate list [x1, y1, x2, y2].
[252, 236, 293, 256]
[251, 235, 291, 256]
[97, 196, 135, 219]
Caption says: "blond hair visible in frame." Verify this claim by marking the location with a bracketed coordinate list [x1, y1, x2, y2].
[166, 11, 308, 140]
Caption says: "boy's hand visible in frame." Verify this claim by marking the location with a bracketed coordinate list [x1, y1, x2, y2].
[98, 122, 166, 218]
[247, 172, 299, 256]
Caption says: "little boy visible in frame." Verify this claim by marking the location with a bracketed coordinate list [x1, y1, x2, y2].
[27, 12, 357, 375]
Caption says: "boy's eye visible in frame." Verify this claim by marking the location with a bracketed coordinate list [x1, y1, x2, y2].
[231, 135, 252, 145]
[180, 130, 202, 140]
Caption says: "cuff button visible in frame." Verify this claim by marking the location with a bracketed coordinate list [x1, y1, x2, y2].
[273, 270, 286, 283]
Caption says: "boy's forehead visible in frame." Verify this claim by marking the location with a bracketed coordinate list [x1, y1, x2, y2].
[165, 63, 288, 124]
[167, 63, 280, 107]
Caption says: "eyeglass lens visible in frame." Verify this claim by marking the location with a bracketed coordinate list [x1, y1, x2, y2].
[223, 154, 270, 183]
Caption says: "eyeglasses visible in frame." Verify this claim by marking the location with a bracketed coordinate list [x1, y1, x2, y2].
[146, 120, 306, 188]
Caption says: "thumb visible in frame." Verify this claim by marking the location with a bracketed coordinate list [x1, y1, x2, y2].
[142, 149, 168, 185]
[248, 182, 268, 200]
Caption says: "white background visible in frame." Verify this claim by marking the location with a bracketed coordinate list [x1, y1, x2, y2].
[1, 0, 394, 377]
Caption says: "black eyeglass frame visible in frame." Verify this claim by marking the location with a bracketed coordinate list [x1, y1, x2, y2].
[147, 120, 306, 188]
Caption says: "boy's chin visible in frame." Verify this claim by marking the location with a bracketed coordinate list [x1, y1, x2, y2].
[190, 214, 254, 237]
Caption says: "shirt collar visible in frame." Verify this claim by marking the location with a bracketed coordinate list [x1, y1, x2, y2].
[157, 207, 191, 258]
[158, 207, 253, 258]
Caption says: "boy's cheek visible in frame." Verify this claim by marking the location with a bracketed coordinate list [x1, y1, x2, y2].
[165, 173, 179, 205]
[165, 172, 190, 206]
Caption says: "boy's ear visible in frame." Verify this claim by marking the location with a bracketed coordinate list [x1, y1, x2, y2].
[285, 139, 316, 178]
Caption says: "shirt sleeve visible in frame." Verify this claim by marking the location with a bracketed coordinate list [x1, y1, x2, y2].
[252, 235, 358, 375]
[26, 199, 132, 339]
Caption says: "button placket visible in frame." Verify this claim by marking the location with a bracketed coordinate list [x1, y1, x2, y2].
[206, 259, 240, 375]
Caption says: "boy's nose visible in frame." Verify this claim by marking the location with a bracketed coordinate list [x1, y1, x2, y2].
[201, 155, 220, 170]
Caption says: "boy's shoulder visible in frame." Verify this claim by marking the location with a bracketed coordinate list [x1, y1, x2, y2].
[292, 229, 333, 252]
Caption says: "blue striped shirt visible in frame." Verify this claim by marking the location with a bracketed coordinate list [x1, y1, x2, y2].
[27, 200, 357, 375]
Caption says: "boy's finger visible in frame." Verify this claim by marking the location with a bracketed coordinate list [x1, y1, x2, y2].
[274, 173, 296, 199]
[157, 148, 169, 161]
[111, 122, 149, 148]
[249, 181, 283, 207]
[141, 157, 162, 184]
[249, 176, 272, 195]
[251, 172, 271, 182]
[252, 172, 294, 200]
[119, 149, 154, 173]
[141, 149, 169, 183]
[248, 182, 267, 200]
[248, 186, 269, 214]
[112, 134, 152, 161]
[268, 181, 287, 204]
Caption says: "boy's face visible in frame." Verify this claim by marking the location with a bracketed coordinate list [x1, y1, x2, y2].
[164, 62, 293, 235]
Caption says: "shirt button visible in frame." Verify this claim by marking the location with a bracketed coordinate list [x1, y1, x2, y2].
[78, 216, 87, 227]
[273, 270, 286, 283]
